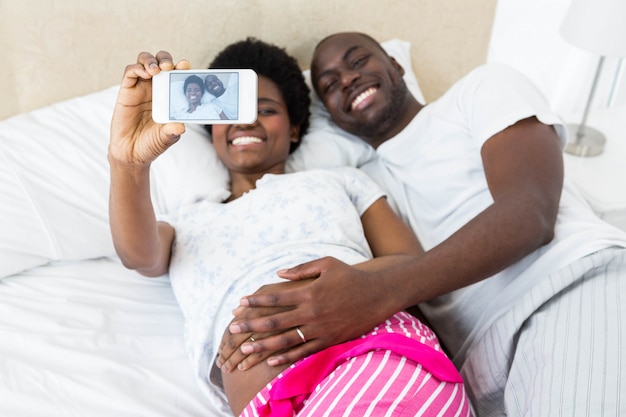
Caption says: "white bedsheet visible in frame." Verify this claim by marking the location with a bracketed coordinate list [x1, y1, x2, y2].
[0, 257, 228, 416]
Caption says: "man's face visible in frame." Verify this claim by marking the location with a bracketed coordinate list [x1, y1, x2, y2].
[205, 74, 226, 97]
[311, 33, 409, 147]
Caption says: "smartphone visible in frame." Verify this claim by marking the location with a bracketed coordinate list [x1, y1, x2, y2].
[152, 69, 258, 124]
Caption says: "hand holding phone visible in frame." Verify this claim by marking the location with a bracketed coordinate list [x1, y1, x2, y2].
[152, 69, 258, 124]
[110, 51, 190, 168]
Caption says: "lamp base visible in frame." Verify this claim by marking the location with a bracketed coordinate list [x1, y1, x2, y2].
[563, 123, 606, 157]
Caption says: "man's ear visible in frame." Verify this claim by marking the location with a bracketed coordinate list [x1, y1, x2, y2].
[389, 57, 406, 77]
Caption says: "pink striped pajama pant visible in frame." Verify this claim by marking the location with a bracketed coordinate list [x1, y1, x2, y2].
[241, 311, 473, 417]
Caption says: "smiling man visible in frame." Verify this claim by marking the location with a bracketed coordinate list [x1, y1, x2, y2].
[311, 33, 419, 148]
[205, 73, 239, 120]
[224, 32, 626, 417]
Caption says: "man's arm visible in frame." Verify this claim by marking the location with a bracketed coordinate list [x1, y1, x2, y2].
[226, 117, 564, 367]
[217, 196, 424, 372]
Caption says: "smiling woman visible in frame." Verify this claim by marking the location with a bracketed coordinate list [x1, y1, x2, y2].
[108, 38, 473, 417]
[183, 75, 204, 108]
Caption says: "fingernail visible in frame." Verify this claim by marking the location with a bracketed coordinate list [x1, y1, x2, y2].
[267, 357, 280, 366]
[241, 343, 253, 354]
[229, 323, 242, 333]
[239, 297, 250, 307]
[150, 63, 158, 70]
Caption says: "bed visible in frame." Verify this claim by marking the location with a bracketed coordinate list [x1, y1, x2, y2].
[0, 1, 497, 415]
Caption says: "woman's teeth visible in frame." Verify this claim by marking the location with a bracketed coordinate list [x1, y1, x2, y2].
[232, 136, 263, 145]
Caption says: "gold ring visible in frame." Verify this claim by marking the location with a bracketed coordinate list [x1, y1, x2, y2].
[295, 326, 306, 343]
[249, 336, 255, 342]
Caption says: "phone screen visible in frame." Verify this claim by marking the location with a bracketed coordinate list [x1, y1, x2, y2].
[152, 69, 257, 125]
[168, 72, 239, 121]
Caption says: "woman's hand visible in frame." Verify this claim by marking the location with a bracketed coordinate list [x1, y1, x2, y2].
[217, 307, 289, 373]
[109, 51, 191, 166]
[216, 279, 317, 372]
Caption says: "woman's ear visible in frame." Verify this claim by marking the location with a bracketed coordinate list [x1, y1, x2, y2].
[290, 125, 300, 143]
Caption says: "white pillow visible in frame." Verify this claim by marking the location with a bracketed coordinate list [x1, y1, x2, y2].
[0, 39, 422, 278]
[0, 87, 225, 278]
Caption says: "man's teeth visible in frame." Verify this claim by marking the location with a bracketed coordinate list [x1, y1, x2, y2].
[232, 136, 263, 145]
[351, 87, 376, 109]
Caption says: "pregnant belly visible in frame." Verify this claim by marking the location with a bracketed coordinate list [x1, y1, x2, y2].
[222, 360, 289, 415]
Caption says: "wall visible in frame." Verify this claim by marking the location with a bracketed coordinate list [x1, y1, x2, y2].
[488, 0, 625, 122]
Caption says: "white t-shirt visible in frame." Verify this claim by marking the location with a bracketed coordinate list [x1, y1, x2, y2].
[166, 167, 384, 405]
[172, 102, 221, 121]
[361, 63, 626, 360]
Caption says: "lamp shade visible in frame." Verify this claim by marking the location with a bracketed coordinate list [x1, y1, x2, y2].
[560, 0, 626, 57]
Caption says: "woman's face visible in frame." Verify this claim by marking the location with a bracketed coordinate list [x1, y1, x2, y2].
[185, 82, 204, 106]
[212, 76, 299, 175]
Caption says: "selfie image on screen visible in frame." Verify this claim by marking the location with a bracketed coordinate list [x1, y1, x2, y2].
[168, 72, 239, 121]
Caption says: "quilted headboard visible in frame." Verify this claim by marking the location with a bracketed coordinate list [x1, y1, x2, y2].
[0, 0, 497, 120]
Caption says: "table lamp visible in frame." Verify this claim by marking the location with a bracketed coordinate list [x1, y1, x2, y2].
[559, 0, 626, 156]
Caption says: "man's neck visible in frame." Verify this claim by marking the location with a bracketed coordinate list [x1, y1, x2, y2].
[369, 98, 424, 149]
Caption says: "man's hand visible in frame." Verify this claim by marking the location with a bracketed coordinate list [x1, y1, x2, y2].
[227, 257, 399, 367]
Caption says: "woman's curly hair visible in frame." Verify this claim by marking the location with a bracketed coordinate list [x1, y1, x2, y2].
[206, 37, 310, 153]
[183, 75, 204, 95]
